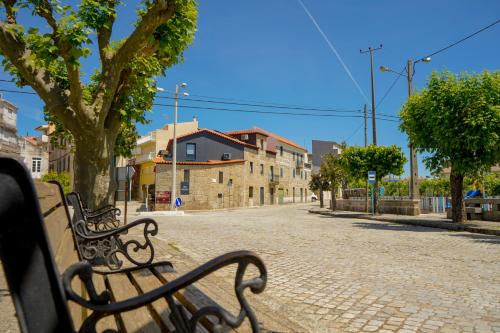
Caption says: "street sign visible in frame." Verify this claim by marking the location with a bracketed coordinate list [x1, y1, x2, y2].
[368, 171, 376, 184]
[156, 191, 171, 204]
[175, 197, 183, 208]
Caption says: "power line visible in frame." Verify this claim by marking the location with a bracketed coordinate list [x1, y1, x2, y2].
[296, 0, 370, 103]
[345, 121, 364, 142]
[420, 18, 500, 60]
[157, 94, 399, 118]
[153, 103, 399, 122]
[377, 66, 406, 109]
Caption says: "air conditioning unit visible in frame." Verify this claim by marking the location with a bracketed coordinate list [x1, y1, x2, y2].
[241, 134, 249, 141]
[222, 153, 232, 160]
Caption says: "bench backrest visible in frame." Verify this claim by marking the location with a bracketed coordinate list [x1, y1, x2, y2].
[66, 191, 86, 223]
[0, 157, 75, 332]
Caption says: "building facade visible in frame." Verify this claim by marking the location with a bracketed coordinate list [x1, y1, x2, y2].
[0, 97, 20, 159]
[19, 135, 49, 179]
[155, 127, 311, 210]
[129, 117, 199, 201]
[311, 139, 343, 173]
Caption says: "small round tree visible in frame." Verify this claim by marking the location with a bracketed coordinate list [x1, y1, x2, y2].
[400, 71, 500, 222]
[341, 145, 407, 213]
[320, 153, 347, 211]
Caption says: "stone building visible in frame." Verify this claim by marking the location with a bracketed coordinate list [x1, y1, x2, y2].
[129, 117, 199, 201]
[0, 97, 20, 159]
[19, 134, 49, 179]
[154, 127, 311, 210]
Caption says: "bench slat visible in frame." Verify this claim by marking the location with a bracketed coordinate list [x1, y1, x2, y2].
[107, 272, 163, 333]
[91, 275, 120, 332]
[130, 268, 177, 332]
[45, 205, 69, 256]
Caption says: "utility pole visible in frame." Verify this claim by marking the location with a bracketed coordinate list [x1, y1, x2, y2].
[360, 44, 382, 145]
[407, 59, 419, 200]
[364, 104, 369, 212]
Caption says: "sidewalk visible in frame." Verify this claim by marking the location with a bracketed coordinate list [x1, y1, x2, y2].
[309, 207, 500, 236]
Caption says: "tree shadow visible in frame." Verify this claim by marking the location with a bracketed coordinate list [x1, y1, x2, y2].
[351, 221, 446, 233]
[447, 233, 500, 245]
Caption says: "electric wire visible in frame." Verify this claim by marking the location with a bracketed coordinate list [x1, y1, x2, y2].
[419, 18, 500, 60]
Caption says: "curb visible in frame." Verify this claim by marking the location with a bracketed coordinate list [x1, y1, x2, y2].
[309, 209, 500, 237]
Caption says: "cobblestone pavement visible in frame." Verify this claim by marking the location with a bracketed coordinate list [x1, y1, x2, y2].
[1, 203, 499, 332]
[141, 204, 500, 333]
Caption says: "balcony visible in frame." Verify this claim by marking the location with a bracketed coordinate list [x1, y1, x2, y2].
[0, 115, 16, 131]
[304, 162, 312, 170]
[268, 174, 280, 185]
[134, 151, 156, 164]
[136, 133, 156, 146]
[295, 160, 304, 169]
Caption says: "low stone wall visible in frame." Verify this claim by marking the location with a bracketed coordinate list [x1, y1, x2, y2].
[446, 198, 500, 221]
[334, 198, 420, 216]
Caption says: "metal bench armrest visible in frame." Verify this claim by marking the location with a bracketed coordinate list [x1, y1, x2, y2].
[74, 218, 157, 269]
[63, 250, 267, 333]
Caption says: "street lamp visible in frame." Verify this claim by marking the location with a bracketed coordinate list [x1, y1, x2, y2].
[380, 57, 431, 201]
[157, 83, 188, 210]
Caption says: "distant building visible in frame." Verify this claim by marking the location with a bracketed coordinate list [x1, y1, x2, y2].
[311, 140, 343, 173]
[0, 97, 20, 159]
[19, 133, 49, 179]
[154, 127, 311, 210]
[129, 117, 199, 201]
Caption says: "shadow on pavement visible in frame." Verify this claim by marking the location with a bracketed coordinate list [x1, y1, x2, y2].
[447, 233, 500, 245]
[351, 221, 446, 233]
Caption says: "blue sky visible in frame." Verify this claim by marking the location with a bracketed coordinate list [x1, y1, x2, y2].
[2, 0, 500, 176]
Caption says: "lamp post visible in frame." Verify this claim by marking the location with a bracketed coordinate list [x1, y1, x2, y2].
[380, 57, 431, 200]
[158, 83, 188, 210]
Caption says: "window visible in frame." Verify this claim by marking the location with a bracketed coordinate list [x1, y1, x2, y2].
[280, 146, 283, 156]
[292, 168, 296, 178]
[219, 171, 223, 184]
[186, 143, 196, 160]
[280, 167, 283, 177]
[249, 161, 253, 174]
[184, 169, 190, 182]
[260, 139, 264, 149]
[305, 172, 308, 180]
[260, 164, 264, 175]
[293, 152, 296, 160]
[301, 171, 303, 179]
[32, 157, 41, 173]
[249, 186, 253, 198]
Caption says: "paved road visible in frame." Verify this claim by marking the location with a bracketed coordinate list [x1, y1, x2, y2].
[1, 203, 499, 332]
[146, 204, 500, 333]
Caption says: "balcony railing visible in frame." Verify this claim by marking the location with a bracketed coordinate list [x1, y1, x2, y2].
[136, 133, 156, 146]
[0, 115, 16, 131]
[134, 151, 156, 164]
[268, 174, 280, 184]
[304, 162, 312, 169]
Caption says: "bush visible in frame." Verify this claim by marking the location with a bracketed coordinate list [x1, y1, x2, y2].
[42, 171, 72, 193]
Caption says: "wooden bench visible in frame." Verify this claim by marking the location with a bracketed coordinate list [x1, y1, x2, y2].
[67, 191, 121, 231]
[0, 157, 267, 332]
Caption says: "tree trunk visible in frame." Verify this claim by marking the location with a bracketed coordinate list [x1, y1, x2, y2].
[73, 132, 117, 210]
[331, 186, 337, 211]
[450, 168, 465, 223]
[319, 190, 324, 208]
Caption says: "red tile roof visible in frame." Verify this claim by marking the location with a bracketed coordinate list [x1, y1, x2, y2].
[154, 158, 245, 165]
[23, 136, 38, 146]
[226, 127, 306, 151]
[166, 128, 258, 151]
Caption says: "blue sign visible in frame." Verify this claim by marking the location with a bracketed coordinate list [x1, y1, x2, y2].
[380, 185, 385, 197]
[175, 197, 183, 208]
[368, 171, 376, 184]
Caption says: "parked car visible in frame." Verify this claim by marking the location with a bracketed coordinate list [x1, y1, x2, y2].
[311, 193, 318, 201]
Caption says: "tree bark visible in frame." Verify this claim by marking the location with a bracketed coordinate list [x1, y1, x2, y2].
[450, 168, 465, 223]
[319, 190, 324, 208]
[331, 186, 337, 211]
[73, 132, 117, 210]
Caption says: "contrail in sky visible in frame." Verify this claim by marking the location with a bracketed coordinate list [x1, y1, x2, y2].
[296, 0, 370, 103]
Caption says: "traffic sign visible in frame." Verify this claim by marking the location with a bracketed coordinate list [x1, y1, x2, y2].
[368, 171, 376, 184]
[380, 185, 385, 197]
[175, 197, 183, 208]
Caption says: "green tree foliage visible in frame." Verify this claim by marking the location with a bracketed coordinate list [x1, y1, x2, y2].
[320, 153, 347, 210]
[381, 180, 409, 197]
[483, 173, 500, 196]
[42, 171, 71, 193]
[341, 145, 407, 182]
[0, 0, 198, 208]
[309, 172, 329, 208]
[400, 71, 500, 222]
[341, 145, 407, 212]
[419, 178, 450, 197]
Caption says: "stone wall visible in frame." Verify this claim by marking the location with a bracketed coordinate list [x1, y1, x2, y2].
[335, 198, 420, 216]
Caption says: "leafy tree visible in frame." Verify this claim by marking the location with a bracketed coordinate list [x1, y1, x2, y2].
[382, 179, 409, 197]
[483, 173, 500, 196]
[320, 153, 347, 210]
[42, 170, 71, 193]
[419, 178, 450, 197]
[400, 71, 500, 222]
[0, 0, 198, 208]
[341, 145, 407, 212]
[309, 172, 329, 208]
